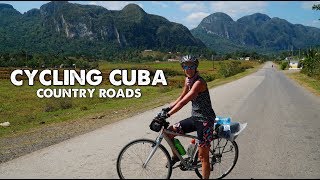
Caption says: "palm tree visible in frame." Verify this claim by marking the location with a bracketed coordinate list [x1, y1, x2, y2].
[312, 4, 320, 10]
[313, 4, 320, 20]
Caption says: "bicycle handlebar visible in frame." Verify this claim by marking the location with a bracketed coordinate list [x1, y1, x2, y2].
[149, 111, 170, 132]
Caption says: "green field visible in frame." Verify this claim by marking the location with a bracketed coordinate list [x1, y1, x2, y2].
[286, 71, 320, 97]
[0, 60, 261, 138]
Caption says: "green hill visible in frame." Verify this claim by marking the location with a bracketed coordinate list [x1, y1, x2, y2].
[191, 12, 320, 54]
[0, 1, 206, 59]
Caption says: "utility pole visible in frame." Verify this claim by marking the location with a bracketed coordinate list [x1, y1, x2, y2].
[212, 54, 214, 70]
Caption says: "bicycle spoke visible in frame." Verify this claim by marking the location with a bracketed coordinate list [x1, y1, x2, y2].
[218, 161, 230, 169]
[126, 149, 143, 164]
[142, 142, 149, 161]
[130, 148, 145, 163]
[117, 139, 172, 179]
[144, 168, 153, 177]
[221, 154, 235, 160]
[138, 168, 145, 178]
[125, 167, 143, 173]
[195, 139, 238, 179]
[218, 163, 223, 176]
[221, 156, 235, 163]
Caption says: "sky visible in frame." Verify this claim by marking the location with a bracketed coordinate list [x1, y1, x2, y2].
[2, 1, 320, 29]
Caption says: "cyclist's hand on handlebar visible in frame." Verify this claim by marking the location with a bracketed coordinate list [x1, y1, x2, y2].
[159, 106, 171, 119]
[157, 110, 170, 120]
[160, 111, 170, 119]
[151, 111, 170, 131]
[162, 107, 171, 113]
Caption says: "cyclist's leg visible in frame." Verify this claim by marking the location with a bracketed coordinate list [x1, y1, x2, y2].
[198, 146, 210, 179]
[196, 120, 214, 179]
[165, 117, 196, 159]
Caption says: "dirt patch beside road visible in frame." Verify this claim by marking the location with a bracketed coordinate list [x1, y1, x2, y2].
[0, 107, 146, 163]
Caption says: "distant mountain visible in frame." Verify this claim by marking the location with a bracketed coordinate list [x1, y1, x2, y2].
[191, 12, 320, 54]
[0, 1, 205, 58]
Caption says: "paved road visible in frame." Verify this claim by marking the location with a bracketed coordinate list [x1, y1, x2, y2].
[1, 62, 319, 178]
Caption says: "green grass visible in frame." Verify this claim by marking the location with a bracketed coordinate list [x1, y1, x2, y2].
[207, 62, 263, 88]
[0, 82, 177, 137]
[0, 60, 262, 138]
[286, 71, 320, 97]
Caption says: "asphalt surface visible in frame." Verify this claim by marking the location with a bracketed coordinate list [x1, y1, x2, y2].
[0, 62, 319, 179]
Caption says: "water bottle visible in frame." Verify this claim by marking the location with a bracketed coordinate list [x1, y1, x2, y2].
[187, 138, 197, 158]
[214, 116, 229, 129]
[221, 125, 231, 139]
[173, 138, 186, 156]
[215, 116, 231, 125]
[215, 116, 231, 139]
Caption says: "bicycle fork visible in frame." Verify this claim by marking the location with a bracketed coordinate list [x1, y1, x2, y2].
[142, 133, 164, 168]
[142, 130, 190, 169]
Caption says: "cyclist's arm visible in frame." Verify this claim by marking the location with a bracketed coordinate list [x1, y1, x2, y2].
[168, 80, 188, 108]
[168, 80, 204, 116]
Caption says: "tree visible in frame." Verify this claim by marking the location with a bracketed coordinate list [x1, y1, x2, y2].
[313, 4, 320, 20]
[312, 4, 320, 10]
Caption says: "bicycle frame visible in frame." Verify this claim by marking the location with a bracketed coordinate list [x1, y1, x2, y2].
[143, 122, 247, 170]
[143, 127, 199, 169]
[118, 118, 247, 179]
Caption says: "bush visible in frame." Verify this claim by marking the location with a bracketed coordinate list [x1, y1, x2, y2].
[301, 54, 320, 79]
[202, 74, 215, 82]
[240, 61, 254, 69]
[44, 99, 73, 112]
[59, 99, 73, 109]
[157, 86, 173, 93]
[281, 61, 288, 70]
[162, 68, 184, 76]
[80, 106, 88, 111]
[167, 77, 184, 88]
[44, 101, 59, 112]
[218, 60, 244, 78]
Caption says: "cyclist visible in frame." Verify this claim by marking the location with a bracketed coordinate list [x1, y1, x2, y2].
[160, 55, 216, 179]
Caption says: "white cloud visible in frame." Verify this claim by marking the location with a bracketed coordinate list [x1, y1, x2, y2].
[176, 2, 210, 29]
[301, 1, 320, 10]
[88, 1, 142, 10]
[179, 2, 207, 12]
[151, 1, 168, 8]
[208, 1, 268, 20]
[186, 12, 210, 21]
[309, 20, 320, 28]
[185, 12, 210, 29]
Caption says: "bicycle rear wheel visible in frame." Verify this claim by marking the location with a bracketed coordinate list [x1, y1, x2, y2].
[194, 138, 239, 179]
[117, 139, 172, 179]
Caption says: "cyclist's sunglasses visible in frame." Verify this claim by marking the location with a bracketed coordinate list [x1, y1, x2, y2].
[182, 64, 197, 70]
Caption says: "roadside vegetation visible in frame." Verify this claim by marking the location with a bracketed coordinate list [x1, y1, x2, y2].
[268, 2, 320, 96]
[289, 49, 320, 96]
[286, 72, 320, 96]
[275, 48, 320, 96]
[0, 59, 262, 138]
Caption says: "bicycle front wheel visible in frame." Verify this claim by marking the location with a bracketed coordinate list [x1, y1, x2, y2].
[194, 138, 239, 179]
[117, 139, 172, 179]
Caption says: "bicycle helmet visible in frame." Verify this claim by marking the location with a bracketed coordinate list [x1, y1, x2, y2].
[180, 55, 199, 68]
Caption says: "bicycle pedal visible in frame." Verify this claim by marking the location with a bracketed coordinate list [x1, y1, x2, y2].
[172, 164, 181, 169]
[165, 162, 181, 169]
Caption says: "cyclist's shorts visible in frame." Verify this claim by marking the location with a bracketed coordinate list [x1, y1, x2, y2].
[173, 116, 214, 147]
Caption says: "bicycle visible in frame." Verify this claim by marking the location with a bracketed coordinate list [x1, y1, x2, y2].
[116, 111, 247, 179]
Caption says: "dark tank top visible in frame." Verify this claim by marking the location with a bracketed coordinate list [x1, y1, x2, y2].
[190, 76, 216, 120]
